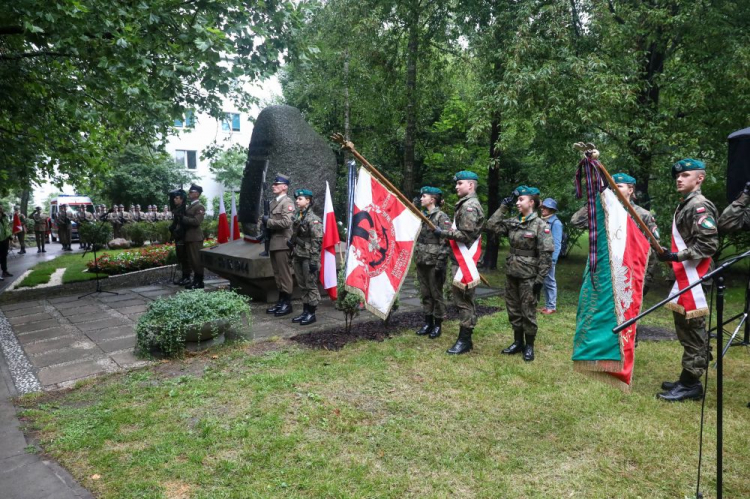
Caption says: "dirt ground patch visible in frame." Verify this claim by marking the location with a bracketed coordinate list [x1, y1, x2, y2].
[637, 325, 677, 341]
[290, 305, 501, 351]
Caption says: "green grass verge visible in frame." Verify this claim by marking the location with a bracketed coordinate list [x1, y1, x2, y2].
[16, 252, 750, 498]
[17, 249, 130, 288]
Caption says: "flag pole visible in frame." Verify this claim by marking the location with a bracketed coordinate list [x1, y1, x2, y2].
[332, 133, 491, 287]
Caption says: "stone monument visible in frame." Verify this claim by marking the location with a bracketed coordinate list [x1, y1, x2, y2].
[201, 105, 339, 301]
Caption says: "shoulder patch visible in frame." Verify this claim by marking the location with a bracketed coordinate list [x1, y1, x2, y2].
[698, 215, 716, 230]
[288, 205, 294, 211]
[696, 206, 706, 214]
[544, 228, 550, 234]
[313, 220, 320, 224]
[466, 208, 474, 212]
[523, 231, 535, 238]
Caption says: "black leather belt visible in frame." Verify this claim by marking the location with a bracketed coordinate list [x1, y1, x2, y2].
[510, 247, 536, 257]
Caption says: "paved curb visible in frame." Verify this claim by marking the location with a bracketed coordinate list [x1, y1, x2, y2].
[0, 310, 41, 394]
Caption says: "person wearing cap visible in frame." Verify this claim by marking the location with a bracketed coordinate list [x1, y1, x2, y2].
[264, 174, 296, 316]
[656, 159, 718, 402]
[571, 172, 661, 295]
[13, 205, 27, 254]
[108, 204, 123, 238]
[290, 188, 323, 326]
[539, 198, 563, 315]
[487, 185, 554, 362]
[32, 206, 49, 253]
[718, 181, 750, 233]
[162, 205, 172, 221]
[415, 186, 452, 339]
[75, 206, 93, 250]
[183, 184, 207, 289]
[170, 190, 191, 285]
[57, 204, 73, 251]
[120, 204, 133, 226]
[433, 171, 485, 355]
[0, 205, 12, 279]
[132, 204, 142, 223]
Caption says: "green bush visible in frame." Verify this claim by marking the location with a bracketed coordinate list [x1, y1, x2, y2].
[135, 289, 251, 358]
[201, 218, 218, 238]
[335, 270, 361, 333]
[122, 222, 149, 247]
[78, 222, 112, 248]
[148, 220, 172, 244]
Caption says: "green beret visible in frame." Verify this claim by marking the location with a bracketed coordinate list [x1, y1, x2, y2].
[671, 158, 705, 178]
[514, 185, 540, 196]
[420, 186, 443, 196]
[612, 173, 636, 185]
[453, 170, 479, 182]
[294, 189, 313, 198]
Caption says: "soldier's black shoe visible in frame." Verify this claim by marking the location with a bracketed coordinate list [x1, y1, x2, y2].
[657, 382, 703, 402]
[274, 296, 293, 317]
[2, 272, 13, 278]
[266, 298, 282, 314]
[447, 327, 473, 355]
[502, 330, 525, 354]
[300, 306, 316, 326]
[416, 315, 434, 336]
[175, 274, 191, 286]
[661, 380, 679, 391]
[429, 318, 443, 339]
[42, 248, 47, 252]
[186, 276, 204, 290]
[292, 304, 309, 323]
[523, 335, 535, 362]
[37, 249, 41, 253]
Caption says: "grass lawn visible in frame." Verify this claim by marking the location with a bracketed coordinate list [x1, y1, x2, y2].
[16, 247, 750, 498]
[17, 249, 132, 287]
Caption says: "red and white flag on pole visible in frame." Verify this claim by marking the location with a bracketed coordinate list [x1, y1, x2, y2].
[665, 217, 711, 319]
[230, 192, 240, 240]
[344, 168, 421, 319]
[12, 213, 23, 235]
[217, 194, 230, 244]
[448, 221, 481, 289]
[320, 181, 340, 300]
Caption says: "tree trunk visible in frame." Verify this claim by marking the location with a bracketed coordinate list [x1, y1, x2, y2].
[402, 11, 419, 197]
[483, 118, 501, 270]
[343, 50, 352, 164]
[20, 188, 30, 216]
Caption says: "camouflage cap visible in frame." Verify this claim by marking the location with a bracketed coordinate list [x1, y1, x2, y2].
[420, 186, 443, 196]
[294, 188, 313, 198]
[514, 185, 540, 196]
[612, 173, 636, 185]
[453, 171, 479, 182]
[672, 158, 705, 178]
[273, 174, 290, 185]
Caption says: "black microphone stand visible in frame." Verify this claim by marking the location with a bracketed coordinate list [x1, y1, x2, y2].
[614, 248, 750, 499]
[78, 214, 119, 298]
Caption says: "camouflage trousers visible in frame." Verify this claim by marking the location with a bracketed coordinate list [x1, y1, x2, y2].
[417, 263, 447, 319]
[293, 256, 321, 307]
[673, 312, 710, 381]
[505, 275, 538, 337]
[451, 267, 476, 330]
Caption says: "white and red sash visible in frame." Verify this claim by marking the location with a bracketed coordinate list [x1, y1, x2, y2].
[448, 219, 481, 289]
[665, 215, 711, 318]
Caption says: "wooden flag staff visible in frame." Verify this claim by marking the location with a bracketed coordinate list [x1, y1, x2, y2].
[332, 133, 491, 287]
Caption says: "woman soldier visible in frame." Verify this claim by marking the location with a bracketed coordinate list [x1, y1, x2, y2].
[415, 186, 452, 339]
[487, 186, 554, 362]
[291, 188, 323, 326]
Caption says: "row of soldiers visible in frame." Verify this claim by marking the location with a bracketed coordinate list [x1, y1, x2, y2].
[96, 204, 172, 240]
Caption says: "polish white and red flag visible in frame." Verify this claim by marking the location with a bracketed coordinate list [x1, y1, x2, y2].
[320, 181, 340, 301]
[665, 217, 711, 319]
[448, 224, 481, 289]
[217, 194, 230, 244]
[230, 192, 241, 240]
[345, 168, 421, 319]
[12, 213, 23, 235]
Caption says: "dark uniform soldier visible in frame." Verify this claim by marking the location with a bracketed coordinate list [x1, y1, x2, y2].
[169, 190, 191, 285]
[183, 185, 206, 289]
[415, 186, 452, 339]
[32, 206, 49, 253]
[571, 172, 661, 294]
[108, 205, 123, 238]
[290, 189, 323, 326]
[13, 205, 27, 254]
[264, 174, 295, 317]
[57, 204, 73, 251]
[487, 186, 554, 362]
[656, 159, 719, 402]
[718, 181, 750, 233]
[434, 171, 485, 355]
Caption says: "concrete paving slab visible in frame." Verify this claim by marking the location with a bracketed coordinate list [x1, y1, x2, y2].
[66, 312, 112, 324]
[37, 358, 114, 386]
[110, 351, 145, 368]
[30, 347, 103, 369]
[0, 301, 41, 312]
[98, 335, 136, 353]
[76, 317, 131, 332]
[117, 304, 148, 315]
[8, 313, 54, 326]
[13, 319, 60, 334]
[47, 294, 82, 304]
[4, 306, 46, 318]
[95, 292, 136, 303]
[16, 328, 73, 345]
[138, 289, 175, 298]
[22, 336, 82, 356]
[58, 305, 101, 317]
[105, 298, 149, 310]
[84, 325, 135, 342]
[129, 285, 163, 293]
[53, 299, 96, 310]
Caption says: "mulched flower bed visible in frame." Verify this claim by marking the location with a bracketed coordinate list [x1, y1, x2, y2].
[291, 305, 501, 351]
[87, 239, 218, 275]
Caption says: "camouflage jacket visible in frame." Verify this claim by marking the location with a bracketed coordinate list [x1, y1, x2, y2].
[673, 189, 719, 262]
[718, 193, 750, 234]
[415, 207, 451, 266]
[442, 193, 484, 247]
[571, 202, 660, 240]
[292, 209, 323, 260]
[487, 204, 553, 282]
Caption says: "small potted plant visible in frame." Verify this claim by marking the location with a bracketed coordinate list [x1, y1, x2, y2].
[135, 289, 251, 358]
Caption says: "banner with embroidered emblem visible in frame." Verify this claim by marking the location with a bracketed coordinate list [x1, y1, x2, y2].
[664, 215, 711, 318]
[572, 188, 651, 390]
[448, 220, 481, 289]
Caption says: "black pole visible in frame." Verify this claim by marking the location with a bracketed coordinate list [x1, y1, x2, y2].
[716, 275, 725, 499]
[346, 160, 356, 248]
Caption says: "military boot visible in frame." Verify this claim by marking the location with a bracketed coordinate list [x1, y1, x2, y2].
[266, 294, 283, 314]
[447, 326, 473, 355]
[175, 273, 191, 286]
[300, 305, 317, 326]
[292, 304, 309, 323]
[523, 335, 535, 362]
[186, 275, 204, 290]
[274, 293, 293, 317]
[416, 315, 434, 336]
[429, 318, 443, 339]
[657, 371, 703, 402]
[502, 330, 525, 355]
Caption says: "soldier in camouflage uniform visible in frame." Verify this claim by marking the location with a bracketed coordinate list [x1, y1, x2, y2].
[718, 181, 750, 233]
[656, 159, 719, 402]
[415, 186, 452, 339]
[290, 189, 323, 326]
[571, 172, 661, 294]
[57, 204, 73, 251]
[487, 186, 553, 362]
[434, 171, 485, 355]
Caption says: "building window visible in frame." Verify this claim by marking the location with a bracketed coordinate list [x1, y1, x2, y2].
[174, 111, 195, 128]
[222, 112, 240, 132]
[175, 150, 197, 170]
